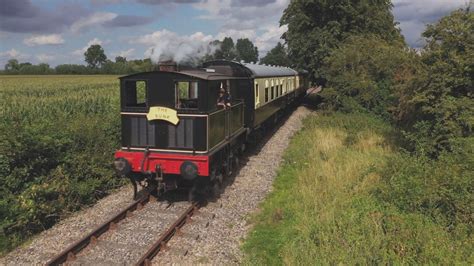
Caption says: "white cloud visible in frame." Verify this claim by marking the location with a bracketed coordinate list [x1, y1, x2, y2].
[255, 25, 287, 54]
[0, 48, 29, 60]
[196, 0, 289, 29]
[72, 38, 104, 56]
[193, 0, 290, 57]
[36, 53, 55, 62]
[70, 12, 117, 32]
[393, 0, 467, 20]
[193, 0, 231, 18]
[113, 48, 135, 59]
[216, 29, 256, 41]
[90, 0, 123, 5]
[392, 0, 468, 47]
[0, 49, 21, 58]
[24, 34, 65, 46]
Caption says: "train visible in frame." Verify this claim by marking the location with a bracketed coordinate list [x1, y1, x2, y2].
[113, 60, 308, 201]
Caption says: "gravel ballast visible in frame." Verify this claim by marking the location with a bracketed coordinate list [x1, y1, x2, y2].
[0, 106, 313, 265]
[156, 106, 313, 265]
[1, 187, 135, 265]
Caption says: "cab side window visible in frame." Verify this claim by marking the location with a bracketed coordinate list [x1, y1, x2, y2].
[124, 80, 146, 107]
[176, 81, 198, 109]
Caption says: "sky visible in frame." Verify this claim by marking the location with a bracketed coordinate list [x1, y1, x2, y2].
[0, 0, 470, 67]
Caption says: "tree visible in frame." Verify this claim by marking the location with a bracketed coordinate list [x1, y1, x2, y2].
[219, 37, 236, 60]
[396, 7, 474, 156]
[19, 62, 32, 69]
[4, 59, 19, 72]
[207, 40, 223, 60]
[260, 43, 290, 66]
[55, 64, 90, 74]
[115, 56, 127, 63]
[84, 44, 107, 69]
[281, 0, 403, 84]
[235, 38, 258, 63]
[320, 35, 419, 117]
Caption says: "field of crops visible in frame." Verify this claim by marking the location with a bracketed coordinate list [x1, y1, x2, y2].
[0, 75, 126, 254]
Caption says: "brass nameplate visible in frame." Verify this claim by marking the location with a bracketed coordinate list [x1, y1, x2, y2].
[147, 106, 179, 125]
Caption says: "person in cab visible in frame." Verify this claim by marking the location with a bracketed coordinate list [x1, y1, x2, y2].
[217, 88, 231, 109]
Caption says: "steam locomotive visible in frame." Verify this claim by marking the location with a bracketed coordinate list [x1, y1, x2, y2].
[113, 60, 308, 200]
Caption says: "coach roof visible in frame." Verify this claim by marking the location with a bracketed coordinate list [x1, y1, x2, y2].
[202, 60, 300, 78]
[242, 62, 298, 77]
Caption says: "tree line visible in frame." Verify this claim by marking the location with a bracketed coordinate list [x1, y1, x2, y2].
[281, 0, 472, 158]
[1, 36, 290, 75]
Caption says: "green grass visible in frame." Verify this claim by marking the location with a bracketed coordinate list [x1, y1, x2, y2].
[243, 112, 473, 264]
[0, 75, 126, 254]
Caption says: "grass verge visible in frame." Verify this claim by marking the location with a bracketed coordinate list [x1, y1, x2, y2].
[243, 112, 472, 264]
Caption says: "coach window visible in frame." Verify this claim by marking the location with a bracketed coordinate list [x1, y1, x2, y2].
[265, 80, 269, 102]
[124, 80, 147, 107]
[255, 83, 259, 98]
[274, 79, 278, 97]
[271, 80, 274, 99]
[175, 81, 198, 109]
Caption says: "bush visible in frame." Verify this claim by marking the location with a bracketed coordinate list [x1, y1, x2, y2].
[320, 35, 420, 119]
[377, 146, 473, 226]
[396, 8, 473, 156]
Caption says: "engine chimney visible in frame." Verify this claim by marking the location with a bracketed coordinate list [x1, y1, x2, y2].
[158, 60, 178, 72]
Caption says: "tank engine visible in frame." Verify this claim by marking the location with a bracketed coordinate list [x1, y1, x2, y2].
[113, 60, 308, 201]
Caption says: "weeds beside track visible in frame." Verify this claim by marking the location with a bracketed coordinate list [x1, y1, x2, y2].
[243, 112, 473, 264]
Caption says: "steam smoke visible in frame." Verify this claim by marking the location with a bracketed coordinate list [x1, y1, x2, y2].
[139, 30, 220, 65]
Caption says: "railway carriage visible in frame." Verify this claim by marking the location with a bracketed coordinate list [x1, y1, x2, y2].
[114, 60, 308, 200]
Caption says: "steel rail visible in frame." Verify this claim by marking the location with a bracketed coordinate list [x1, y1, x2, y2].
[46, 192, 151, 266]
[135, 203, 200, 266]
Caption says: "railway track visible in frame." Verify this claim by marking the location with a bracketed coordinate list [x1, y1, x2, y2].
[46, 191, 199, 266]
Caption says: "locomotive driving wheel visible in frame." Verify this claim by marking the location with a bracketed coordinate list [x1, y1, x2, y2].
[210, 168, 223, 198]
[188, 177, 207, 203]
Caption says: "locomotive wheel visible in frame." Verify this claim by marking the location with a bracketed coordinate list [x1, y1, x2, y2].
[211, 168, 222, 198]
[233, 156, 239, 171]
[211, 181, 220, 198]
[188, 179, 207, 203]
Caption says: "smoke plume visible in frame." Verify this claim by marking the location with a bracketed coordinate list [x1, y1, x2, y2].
[138, 29, 220, 65]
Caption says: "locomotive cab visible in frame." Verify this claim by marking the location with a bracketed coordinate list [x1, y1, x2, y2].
[114, 68, 246, 199]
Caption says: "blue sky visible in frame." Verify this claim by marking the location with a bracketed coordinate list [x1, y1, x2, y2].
[0, 0, 469, 67]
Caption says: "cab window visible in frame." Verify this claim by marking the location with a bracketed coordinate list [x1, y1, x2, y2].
[124, 80, 146, 107]
[176, 81, 198, 109]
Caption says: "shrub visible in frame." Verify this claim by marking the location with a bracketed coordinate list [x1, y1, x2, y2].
[396, 8, 473, 156]
[320, 35, 420, 119]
